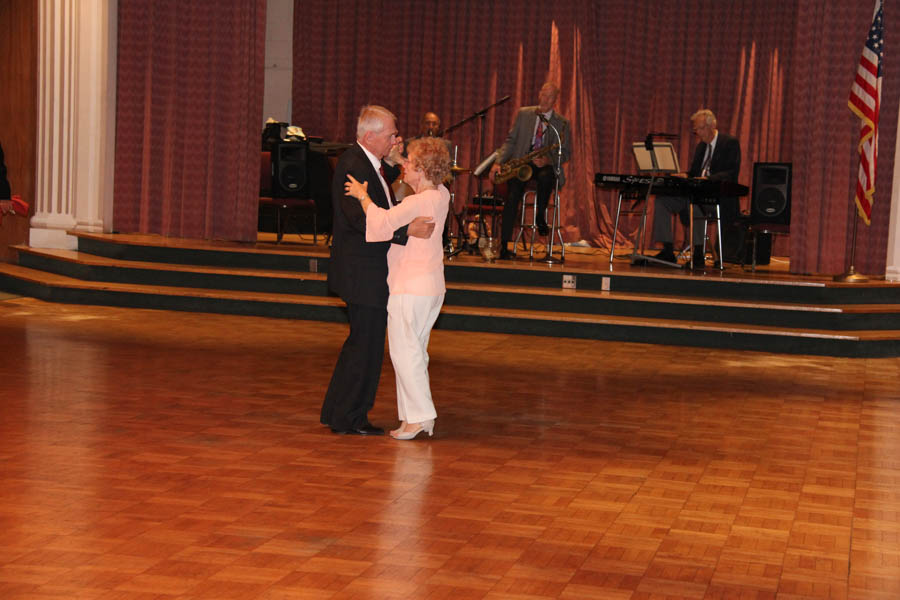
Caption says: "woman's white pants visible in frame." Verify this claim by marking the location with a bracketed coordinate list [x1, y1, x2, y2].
[387, 293, 444, 424]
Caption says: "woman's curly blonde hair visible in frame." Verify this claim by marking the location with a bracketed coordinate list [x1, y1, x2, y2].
[407, 137, 451, 185]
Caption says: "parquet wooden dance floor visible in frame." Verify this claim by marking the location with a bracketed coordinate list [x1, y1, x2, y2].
[1, 296, 898, 599]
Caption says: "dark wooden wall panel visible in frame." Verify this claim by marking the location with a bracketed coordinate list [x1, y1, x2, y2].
[0, 0, 37, 262]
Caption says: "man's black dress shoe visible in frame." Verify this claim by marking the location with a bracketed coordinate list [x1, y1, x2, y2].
[692, 248, 706, 269]
[498, 247, 513, 260]
[537, 222, 550, 236]
[331, 422, 385, 435]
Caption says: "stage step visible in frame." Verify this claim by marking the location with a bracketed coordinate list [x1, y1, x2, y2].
[12, 247, 900, 332]
[3, 232, 900, 356]
[70, 232, 900, 304]
[2, 258, 900, 357]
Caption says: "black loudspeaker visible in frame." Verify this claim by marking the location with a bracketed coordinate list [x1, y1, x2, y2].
[751, 162, 791, 225]
[272, 141, 308, 197]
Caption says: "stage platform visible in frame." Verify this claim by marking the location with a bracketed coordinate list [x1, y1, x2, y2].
[2, 231, 900, 357]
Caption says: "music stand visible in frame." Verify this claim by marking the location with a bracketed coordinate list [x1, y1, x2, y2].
[632, 142, 680, 174]
[627, 138, 683, 268]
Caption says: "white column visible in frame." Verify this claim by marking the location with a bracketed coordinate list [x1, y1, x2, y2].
[886, 99, 900, 280]
[31, 0, 117, 250]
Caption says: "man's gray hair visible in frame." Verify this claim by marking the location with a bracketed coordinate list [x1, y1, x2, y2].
[691, 108, 717, 128]
[357, 105, 396, 139]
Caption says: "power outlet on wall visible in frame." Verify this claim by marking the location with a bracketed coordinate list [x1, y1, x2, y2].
[562, 274, 577, 289]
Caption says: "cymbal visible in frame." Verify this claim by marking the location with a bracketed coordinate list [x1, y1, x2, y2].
[450, 165, 471, 173]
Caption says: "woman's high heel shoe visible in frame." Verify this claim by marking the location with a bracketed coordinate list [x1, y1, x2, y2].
[390, 419, 434, 440]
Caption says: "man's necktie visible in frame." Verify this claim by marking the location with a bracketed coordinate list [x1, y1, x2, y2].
[379, 165, 398, 205]
[533, 118, 544, 150]
[701, 145, 712, 177]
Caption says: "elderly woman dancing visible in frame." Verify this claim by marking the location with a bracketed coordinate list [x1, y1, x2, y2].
[345, 137, 451, 440]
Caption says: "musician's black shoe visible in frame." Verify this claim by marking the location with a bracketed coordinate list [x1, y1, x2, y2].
[692, 247, 706, 269]
[653, 249, 677, 264]
[537, 221, 550, 236]
[498, 247, 513, 260]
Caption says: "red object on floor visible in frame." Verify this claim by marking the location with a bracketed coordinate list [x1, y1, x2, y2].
[11, 195, 28, 215]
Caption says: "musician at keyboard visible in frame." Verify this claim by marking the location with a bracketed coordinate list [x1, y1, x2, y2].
[650, 109, 740, 269]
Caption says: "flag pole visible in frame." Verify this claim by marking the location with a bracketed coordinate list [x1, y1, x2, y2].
[834, 208, 869, 282]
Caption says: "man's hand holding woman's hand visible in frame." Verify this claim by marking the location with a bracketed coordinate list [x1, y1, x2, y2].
[385, 138, 405, 166]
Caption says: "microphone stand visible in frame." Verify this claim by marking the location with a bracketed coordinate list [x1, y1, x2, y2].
[539, 115, 565, 264]
[444, 95, 511, 260]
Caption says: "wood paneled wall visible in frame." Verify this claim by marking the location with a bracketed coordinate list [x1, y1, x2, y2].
[0, 0, 37, 262]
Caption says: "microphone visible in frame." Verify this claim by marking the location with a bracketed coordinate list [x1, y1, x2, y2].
[473, 150, 499, 177]
[537, 112, 549, 123]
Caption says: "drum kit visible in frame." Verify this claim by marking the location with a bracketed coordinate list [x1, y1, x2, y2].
[445, 161, 478, 258]
[395, 96, 515, 261]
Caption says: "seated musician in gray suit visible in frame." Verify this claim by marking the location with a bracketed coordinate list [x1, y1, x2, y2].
[490, 83, 571, 260]
[651, 109, 741, 269]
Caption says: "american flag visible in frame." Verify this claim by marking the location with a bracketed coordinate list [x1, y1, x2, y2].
[848, 0, 883, 225]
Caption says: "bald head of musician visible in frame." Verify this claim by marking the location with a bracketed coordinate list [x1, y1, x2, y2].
[420, 112, 441, 137]
[537, 82, 560, 114]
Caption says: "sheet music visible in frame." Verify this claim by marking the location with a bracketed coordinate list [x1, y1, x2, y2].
[632, 142, 680, 173]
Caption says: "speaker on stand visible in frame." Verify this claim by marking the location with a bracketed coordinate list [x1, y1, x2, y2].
[271, 141, 308, 198]
[751, 163, 791, 225]
[260, 140, 317, 242]
[747, 162, 791, 265]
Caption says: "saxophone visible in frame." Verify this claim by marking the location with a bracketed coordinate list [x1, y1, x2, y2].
[493, 143, 560, 184]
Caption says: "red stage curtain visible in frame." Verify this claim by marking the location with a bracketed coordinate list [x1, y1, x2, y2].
[293, 0, 896, 275]
[791, 0, 897, 276]
[114, 0, 266, 242]
[292, 0, 602, 246]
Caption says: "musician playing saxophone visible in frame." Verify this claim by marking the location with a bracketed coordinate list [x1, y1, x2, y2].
[490, 82, 571, 260]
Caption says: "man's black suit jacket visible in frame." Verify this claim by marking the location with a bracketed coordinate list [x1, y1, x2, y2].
[684, 132, 742, 258]
[327, 143, 405, 308]
[687, 132, 741, 182]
